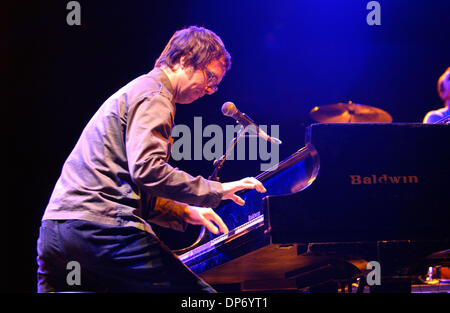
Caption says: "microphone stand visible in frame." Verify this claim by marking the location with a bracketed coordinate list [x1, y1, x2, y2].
[209, 124, 248, 182]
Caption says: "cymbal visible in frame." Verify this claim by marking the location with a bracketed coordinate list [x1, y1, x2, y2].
[309, 101, 393, 123]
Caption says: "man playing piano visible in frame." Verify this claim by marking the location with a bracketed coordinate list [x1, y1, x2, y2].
[37, 26, 266, 293]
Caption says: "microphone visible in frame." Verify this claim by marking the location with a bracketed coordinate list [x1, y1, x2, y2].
[221, 102, 282, 145]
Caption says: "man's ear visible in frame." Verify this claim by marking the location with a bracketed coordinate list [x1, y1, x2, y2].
[171, 56, 187, 72]
[171, 63, 181, 72]
[179, 55, 190, 69]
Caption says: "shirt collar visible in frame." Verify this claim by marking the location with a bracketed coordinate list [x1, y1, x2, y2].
[151, 67, 175, 104]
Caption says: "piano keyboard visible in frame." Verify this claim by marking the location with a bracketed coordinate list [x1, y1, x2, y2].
[178, 214, 265, 263]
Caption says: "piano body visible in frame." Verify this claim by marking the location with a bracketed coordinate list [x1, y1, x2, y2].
[177, 123, 450, 292]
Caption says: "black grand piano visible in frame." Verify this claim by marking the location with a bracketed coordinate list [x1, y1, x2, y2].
[176, 123, 450, 292]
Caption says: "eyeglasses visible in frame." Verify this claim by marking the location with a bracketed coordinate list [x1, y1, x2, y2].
[203, 67, 219, 94]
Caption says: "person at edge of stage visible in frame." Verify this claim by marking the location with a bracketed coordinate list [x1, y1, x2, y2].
[423, 67, 450, 123]
[37, 26, 267, 293]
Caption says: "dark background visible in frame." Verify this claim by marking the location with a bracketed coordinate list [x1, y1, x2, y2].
[6, 0, 449, 292]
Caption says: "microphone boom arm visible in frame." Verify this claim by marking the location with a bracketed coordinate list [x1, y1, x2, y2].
[208, 124, 247, 182]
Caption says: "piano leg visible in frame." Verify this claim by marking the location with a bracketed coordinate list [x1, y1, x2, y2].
[286, 259, 367, 293]
[356, 277, 367, 293]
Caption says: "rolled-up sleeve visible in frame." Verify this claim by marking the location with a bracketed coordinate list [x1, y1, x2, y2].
[147, 197, 189, 232]
[126, 93, 223, 208]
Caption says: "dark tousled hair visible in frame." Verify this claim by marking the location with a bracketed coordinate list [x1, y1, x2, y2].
[155, 26, 231, 72]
